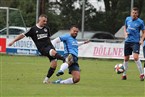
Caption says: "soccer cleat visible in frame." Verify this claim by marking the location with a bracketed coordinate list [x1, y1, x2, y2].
[122, 75, 127, 80]
[140, 74, 144, 81]
[52, 78, 62, 84]
[56, 70, 64, 76]
[43, 77, 49, 84]
[66, 54, 73, 65]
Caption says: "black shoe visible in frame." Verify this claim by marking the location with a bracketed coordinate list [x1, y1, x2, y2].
[56, 70, 64, 76]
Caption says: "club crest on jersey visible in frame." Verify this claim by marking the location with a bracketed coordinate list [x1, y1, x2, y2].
[135, 23, 138, 26]
[36, 31, 38, 33]
[44, 28, 47, 32]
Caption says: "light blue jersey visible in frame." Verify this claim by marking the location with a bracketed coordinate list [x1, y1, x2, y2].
[125, 16, 145, 43]
[59, 34, 78, 57]
[143, 41, 145, 57]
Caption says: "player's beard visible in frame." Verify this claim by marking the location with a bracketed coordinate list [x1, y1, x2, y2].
[71, 34, 77, 38]
[72, 36, 76, 38]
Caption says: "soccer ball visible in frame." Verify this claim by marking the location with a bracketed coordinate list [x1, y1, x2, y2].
[114, 64, 125, 74]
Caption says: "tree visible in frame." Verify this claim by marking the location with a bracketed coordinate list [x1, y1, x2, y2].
[102, 0, 145, 34]
[17, 0, 36, 26]
[102, 0, 131, 34]
[1, 0, 145, 36]
[48, 0, 97, 30]
[140, 1, 145, 21]
[0, 0, 36, 28]
[49, 0, 81, 29]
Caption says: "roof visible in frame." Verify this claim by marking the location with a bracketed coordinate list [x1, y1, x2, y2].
[114, 26, 124, 38]
[50, 30, 115, 40]
[115, 25, 143, 38]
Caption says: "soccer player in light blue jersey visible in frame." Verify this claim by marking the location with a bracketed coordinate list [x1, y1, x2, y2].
[122, 7, 145, 81]
[143, 41, 145, 76]
[51, 25, 89, 84]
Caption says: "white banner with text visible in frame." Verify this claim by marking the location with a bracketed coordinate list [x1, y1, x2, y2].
[79, 42, 144, 60]
[5, 38, 145, 60]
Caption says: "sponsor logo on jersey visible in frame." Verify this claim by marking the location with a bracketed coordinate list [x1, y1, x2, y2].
[128, 25, 136, 31]
[72, 41, 78, 46]
[37, 34, 47, 39]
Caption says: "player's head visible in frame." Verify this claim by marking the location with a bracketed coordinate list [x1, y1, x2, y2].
[131, 7, 139, 20]
[69, 25, 79, 38]
[38, 14, 48, 27]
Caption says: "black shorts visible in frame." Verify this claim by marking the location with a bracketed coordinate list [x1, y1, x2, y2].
[68, 63, 80, 74]
[143, 46, 145, 58]
[124, 42, 140, 56]
[39, 46, 56, 62]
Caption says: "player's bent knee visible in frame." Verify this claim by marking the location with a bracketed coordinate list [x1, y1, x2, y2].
[134, 57, 139, 61]
[73, 77, 80, 83]
[49, 49, 56, 56]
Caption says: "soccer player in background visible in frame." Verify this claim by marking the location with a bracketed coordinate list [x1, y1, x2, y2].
[122, 7, 145, 81]
[8, 14, 67, 84]
[143, 40, 145, 76]
[51, 25, 89, 84]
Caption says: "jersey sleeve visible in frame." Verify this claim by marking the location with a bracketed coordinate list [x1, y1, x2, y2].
[124, 17, 129, 28]
[46, 26, 51, 37]
[59, 34, 69, 41]
[24, 27, 33, 37]
[140, 20, 145, 30]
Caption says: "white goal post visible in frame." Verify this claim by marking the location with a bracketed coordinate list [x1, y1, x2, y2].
[0, 7, 26, 37]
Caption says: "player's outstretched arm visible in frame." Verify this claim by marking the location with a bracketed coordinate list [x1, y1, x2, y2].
[124, 26, 128, 38]
[84, 40, 90, 44]
[78, 39, 90, 47]
[8, 33, 25, 46]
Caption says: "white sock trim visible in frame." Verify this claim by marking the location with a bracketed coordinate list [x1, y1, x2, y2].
[60, 78, 74, 84]
[60, 63, 69, 72]
[135, 60, 143, 74]
[123, 61, 128, 76]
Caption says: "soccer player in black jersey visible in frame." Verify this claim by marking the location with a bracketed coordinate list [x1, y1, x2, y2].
[8, 14, 65, 84]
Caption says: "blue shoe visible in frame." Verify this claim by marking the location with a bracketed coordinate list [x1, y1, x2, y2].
[56, 70, 64, 76]
[52, 78, 62, 84]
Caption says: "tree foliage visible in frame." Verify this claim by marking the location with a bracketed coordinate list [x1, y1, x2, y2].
[0, 0, 145, 35]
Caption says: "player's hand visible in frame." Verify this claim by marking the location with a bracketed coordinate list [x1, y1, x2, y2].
[124, 32, 128, 38]
[84, 40, 90, 44]
[8, 42, 14, 46]
[139, 40, 143, 45]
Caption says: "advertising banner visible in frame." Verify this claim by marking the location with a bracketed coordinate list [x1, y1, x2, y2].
[79, 42, 144, 60]
[5, 38, 145, 60]
[6, 38, 40, 55]
[0, 38, 6, 53]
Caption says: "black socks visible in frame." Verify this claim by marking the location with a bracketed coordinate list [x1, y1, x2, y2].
[55, 53, 65, 62]
[47, 67, 55, 78]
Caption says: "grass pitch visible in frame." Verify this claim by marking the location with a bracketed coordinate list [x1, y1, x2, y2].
[0, 54, 144, 97]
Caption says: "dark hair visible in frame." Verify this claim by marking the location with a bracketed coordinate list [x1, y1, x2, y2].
[70, 25, 79, 30]
[132, 7, 139, 12]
